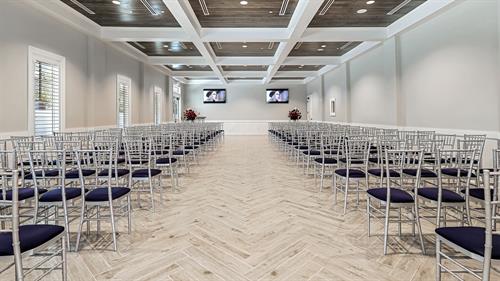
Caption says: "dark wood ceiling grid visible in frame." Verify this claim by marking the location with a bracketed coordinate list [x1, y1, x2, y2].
[309, 0, 427, 27]
[210, 42, 278, 57]
[222, 65, 268, 71]
[128, 41, 201, 56]
[288, 42, 361, 56]
[165, 65, 212, 71]
[188, 0, 299, 28]
[279, 65, 324, 71]
[60, 0, 180, 27]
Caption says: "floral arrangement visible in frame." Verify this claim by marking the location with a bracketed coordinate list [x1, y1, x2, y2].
[184, 108, 198, 121]
[288, 108, 302, 121]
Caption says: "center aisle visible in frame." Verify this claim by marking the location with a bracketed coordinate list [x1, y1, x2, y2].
[69, 136, 434, 281]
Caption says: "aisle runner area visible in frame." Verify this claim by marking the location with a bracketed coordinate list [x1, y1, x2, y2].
[7, 136, 494, 280]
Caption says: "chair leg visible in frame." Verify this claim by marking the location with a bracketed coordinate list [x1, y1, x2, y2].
[415, 205, 426, 255]
[383, 202, 390, 255]
[149, 179, 155, 212]
[320, 164, 325, 192]
[75, 203, 86, 252]
[333, 174, 338, 205]
[62, 202, 71, 251]
[367, 197, 371, 237]
[435, 237, 442, 281]
[127, 195, 132, 234]
[61, 235, 67, 281]
[109, 202, 117, 251]
[343, 178, 349, 215]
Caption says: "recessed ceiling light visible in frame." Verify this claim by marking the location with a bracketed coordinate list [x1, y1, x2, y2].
[321, 44, 327, 48]
[242, 44, 248, 48]
[163, 45, 169, 48]
[366, 0, 375, 4]
[160, 10, 165, 14]
[269, 11, 273, 14]
[240, 1, 248, 5]
[357, 9, 368, 14]
[317, 48, 324, 51]
[112, 0, 120, 4]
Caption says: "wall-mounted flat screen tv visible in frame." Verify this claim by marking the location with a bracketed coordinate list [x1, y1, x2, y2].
[266, 89, 289, 103]
[203, 89, 226, 103]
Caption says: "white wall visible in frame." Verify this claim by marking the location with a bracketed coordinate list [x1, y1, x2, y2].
[0, 1, 170, 134]
[306, 0, 500, 136]
[184, 83, 307, 121]
[306, 77, 323, 121]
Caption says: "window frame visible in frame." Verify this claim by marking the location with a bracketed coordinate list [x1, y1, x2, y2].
[153, 86, 162, 125]
[28, 46, 66, 136]
[116, 74, 132, 128]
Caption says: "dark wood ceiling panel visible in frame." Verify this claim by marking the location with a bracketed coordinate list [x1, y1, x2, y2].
[129, 41, 201, 56]
[279, 65, 324, 71]
[289, 42, 361, 56]
[60, 0, 180, 27]
[188, 0, 299, 27]
[211, 42, 278, 57]
[222, 65, 268, 71]
[165, 65, 212, 71]
[309, 0, 427, 27]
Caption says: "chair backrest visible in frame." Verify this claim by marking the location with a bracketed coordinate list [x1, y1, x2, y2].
[482, 170, 500, 277]
[344, 139, 370, 168]
[494, 149, 500, 171]
[123, 136, 152, 168]
[384, 149, 424, 188]
[435, 134, 456, 149]
[76, 148, 113, 192]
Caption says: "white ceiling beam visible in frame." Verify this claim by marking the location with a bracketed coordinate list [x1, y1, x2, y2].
[223, 71, 267, 77]
[171, 71, 215, 77]
[282, 56, 341, 65]
[268, 79, 306, 85]
[148, 56, 207, 65]
[101, 27, 189, 42]
[301, 27, 387, 42]
[183, 79, 224, 85]
[263, 0, 325, 84]
[275, 71, 315, 77]
[162, 0, 227, 84]
[340, 41, 381, 63]
[215, 57, 274, 65]
[386, 0, 459, 38]
[200, 28, 289, 42]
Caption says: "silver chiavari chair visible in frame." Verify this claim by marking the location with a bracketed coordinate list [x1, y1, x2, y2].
[0, 168, 67, 281]
[435, 170, 500, 281]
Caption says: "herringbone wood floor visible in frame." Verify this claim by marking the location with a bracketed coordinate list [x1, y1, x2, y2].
[2, 136, 499, 280]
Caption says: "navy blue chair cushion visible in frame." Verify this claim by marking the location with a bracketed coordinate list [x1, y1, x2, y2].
[0, 224, 64, 256]
[65, 169, 95, 179]
[173, 150, 190, 156]
[156, 158, 178, 164]
[24, 169, 59, 180]
[85, 187, 131, 202]
[435, 227, 500, 259]
[417, 187, 465, 203]
[39, 187, 86, 202]
[184, 146, 199, 150]
[368, 157, 380, 164]
[367, 188, 414, 203]
[303, 150, 320, 156]
[441, 168, 475, 178]
[461, 188, 494, 201]
[98, 169, 130, 177]
[334, 169, 366, 178]
[130, 159, 150, 165]
[402, 168, 437, 178]
[295, 145, 308, 150]
[367, 169, 400, 178]
[314, 158, 337, 164]
[132, 169, 162, 178]
[339, 158, 365, 165]
[0, 188, 47, 201]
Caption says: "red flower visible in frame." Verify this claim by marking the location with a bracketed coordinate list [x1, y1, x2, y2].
[288, 108, 302, 120]
[184, 109, 198, 121]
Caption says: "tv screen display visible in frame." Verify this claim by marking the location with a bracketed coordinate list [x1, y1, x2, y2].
[203, 89, 226, 103]
[266, 89, 289, 103]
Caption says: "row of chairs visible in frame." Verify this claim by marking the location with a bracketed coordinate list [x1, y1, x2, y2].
[269, 122, 499, 281]
[0, 122, 224, 280]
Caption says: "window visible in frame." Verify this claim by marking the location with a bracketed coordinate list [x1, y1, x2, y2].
[28, 47, 65, 136]
[172, 82, 182, 122]
[153, 86, 162, 125]
[117, 75, 131, 128]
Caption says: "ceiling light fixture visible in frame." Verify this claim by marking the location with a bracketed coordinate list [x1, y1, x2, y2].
[279, 0, 290, 16]
[269, 11, 273, 14]
[215, 42, 223, 49]
[132, 42, 146, 50]
[294, 42, 303, 50]
[357, 9, 367, 14]
[140, 0, 160, 16]
[240, 1, 248, 5]
[339, 42, 353, 50]
[387, 0, 411, 15]
[319, 0, 335, 16]
[321, 44, 327, 48]
[268, 42, 275, 49]
[317, 48, 324, 52]
[69, 0, 96, 14]
[111, 0, 120, 5]
[199, 0, 210, 16]
[366, 0, 375, 4]
[163, 44, 169, 48]
[242, 44, 248, 48]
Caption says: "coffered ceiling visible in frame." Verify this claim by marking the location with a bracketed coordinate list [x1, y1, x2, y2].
[48, 0, 452, 84]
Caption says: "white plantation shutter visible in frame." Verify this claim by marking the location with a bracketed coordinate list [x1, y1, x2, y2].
[33, 60, 61, 136]
[154, 92, 161, 125]
[118, 80, 130, 128]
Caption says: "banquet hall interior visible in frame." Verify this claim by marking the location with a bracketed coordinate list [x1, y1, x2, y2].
[0, 0, 499, 280]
